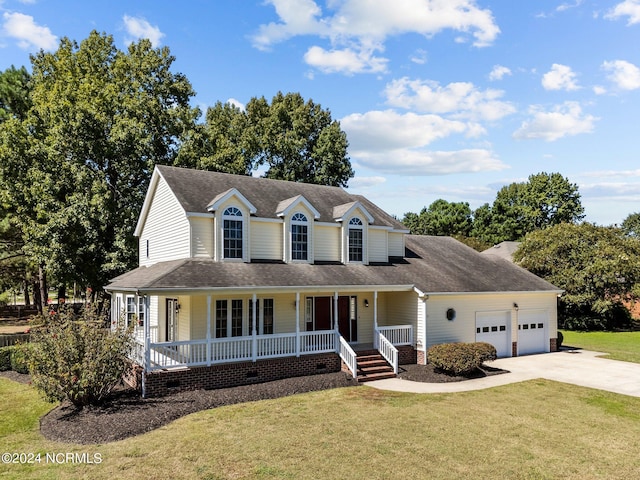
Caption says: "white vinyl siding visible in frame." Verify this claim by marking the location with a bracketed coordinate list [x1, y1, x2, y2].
[190, 216, 214, 258]
[388, 232, 405, 257]
[314, 225, 340, 262]
[177, 296, 191, 341]
[368, 229, 388, 263]
[423, 292, 558, 352]
[251, 220, 282, 260]
[138, 177, 190, 266]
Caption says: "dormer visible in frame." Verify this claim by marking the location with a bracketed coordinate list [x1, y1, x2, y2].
[207, 188, 257, 263]
[333, 201, 375, 265]
[277, 195, 321, 264]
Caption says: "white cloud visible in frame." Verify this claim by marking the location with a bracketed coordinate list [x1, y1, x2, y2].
[123, 15, 164, 47]
[2, 12, 57, 50]
[542, 63, 580, 91]
[352, 148, 507, 175]
[253, 0, 500, 74]
[304, 45, 388, 74]
[410, 49, 428, 65]
[583, 168, 640, 178]
[513, 102, 597, 141]
[348, 176, 387, 188]
[384, 77, 515, 121]
[557, 0, 583, 12]
[605, 0, 640, 25]
[489, 65, 511, 81]
[580, 182, 640, 200]
[593, 85, 607, 95]
[602, 60, 640, 90]
[341, 109, 507, 175]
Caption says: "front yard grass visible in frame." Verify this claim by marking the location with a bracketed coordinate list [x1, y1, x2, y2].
[2, 376, 640, 479]
[561, 330, 640, 364]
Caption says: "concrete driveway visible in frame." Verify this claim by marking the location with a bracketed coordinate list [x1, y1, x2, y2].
[367, 349, 640, 397]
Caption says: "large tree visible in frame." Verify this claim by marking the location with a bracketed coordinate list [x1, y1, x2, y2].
[0, 65, 31, 123]
[621, 212, 640, 237]
[402, 199, 473, 237]
[178, 92, 353, 186]
[0, 31, 198, 301]
[515, 223, 640, 330]
[473, 172, 584, 244]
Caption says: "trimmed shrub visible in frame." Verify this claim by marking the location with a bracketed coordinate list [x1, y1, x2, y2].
[557, 331, 564, 348]
[428, 342, 496, 376]
[0, 347, 11, 371]
[10, 344, 31, 374]
[26, 304, 133, 408]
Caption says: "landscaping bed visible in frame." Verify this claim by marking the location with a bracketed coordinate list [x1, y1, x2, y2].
[1, 362, 508, 445]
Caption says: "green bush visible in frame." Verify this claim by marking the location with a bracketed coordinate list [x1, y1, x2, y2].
[557, 331, 564, 348]
[10, 344, 31, 374]
[26, 304, 133, 408]
[428, 342, 496, 376]
[0, 347, 11, 371]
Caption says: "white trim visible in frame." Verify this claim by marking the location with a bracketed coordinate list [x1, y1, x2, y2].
[185, 212, 215, 218]
[207, 188, 257, 214]
[333, 201, 375, 224]
[251, 217, 284, 224]
[276, 195, 321, 220]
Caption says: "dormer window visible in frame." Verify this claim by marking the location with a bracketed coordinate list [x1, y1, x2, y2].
[291, 212, 309, 261]
[223, 207, 243, 259]
[348, 217, 364, 262]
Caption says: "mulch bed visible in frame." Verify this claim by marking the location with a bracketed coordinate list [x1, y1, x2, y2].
[1, 363, 508, 445]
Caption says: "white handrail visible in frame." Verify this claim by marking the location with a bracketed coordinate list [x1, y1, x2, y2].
[377, 325, 413, 346]
[375, 328, 399, 374]
[338, 334, 358, 379]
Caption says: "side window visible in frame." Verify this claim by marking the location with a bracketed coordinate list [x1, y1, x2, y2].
[291, 212, 308, 261]
[348, 217, 364, 262]
[223, 207, 243, 259]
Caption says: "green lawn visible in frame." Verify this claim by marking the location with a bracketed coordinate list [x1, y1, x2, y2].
[2, 377, 640, 479]
[561, 330, 640, 364]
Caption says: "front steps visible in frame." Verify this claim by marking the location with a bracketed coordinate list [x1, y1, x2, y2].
[356, 351, 396, 382]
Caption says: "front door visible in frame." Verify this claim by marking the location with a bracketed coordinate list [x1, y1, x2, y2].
[337, 296, 357, 342]
[314, 297, 332, 331]
[166, 298, 178, 342]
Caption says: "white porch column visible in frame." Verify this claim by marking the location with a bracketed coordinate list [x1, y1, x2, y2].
[206, 295, 212, 366]
[295, 292, 300, 357]
[252, 293, 257, 362]
[143, 294, 151, 372]
[374, 290, 378, 330]
[333, 292, 339, 331]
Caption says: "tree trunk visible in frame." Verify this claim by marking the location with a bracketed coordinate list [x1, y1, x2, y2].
[33, 280, 42, 315]
[38, 265, 48, 314]
[23, 278, 30, 307]
[57, 285, 66, 305]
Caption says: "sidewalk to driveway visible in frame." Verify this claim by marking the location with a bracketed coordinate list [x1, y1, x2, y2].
[367, 349, 640, 397]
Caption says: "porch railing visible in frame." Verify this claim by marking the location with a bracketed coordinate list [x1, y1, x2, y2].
[377, 325, 413, 346]
[338, 334, 357, 379]
[142, 329, 337, 371]
[374, 328, 399, 374]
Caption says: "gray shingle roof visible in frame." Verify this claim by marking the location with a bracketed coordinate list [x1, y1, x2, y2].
[107, 235, 560, 294]
[155, 165, 406, 229]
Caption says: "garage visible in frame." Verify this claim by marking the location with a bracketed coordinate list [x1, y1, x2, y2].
[517, 310, 548, 355]
[476, 311, 511, 357]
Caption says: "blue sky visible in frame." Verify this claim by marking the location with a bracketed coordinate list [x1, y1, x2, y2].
[1, 0, 640, 226]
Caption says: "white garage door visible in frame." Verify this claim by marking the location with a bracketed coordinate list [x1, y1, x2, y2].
[476, 311, 511, 358]
[518, 310, 548, 355]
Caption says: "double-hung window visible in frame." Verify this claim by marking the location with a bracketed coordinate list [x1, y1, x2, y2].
[248, 298, 275, 335]
[348, 217, 364, 262]
[291, 212, 308, 261]
[223, 207, 243, 259]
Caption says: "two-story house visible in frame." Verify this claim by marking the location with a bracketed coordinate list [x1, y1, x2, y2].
[106, 165, 561, 397]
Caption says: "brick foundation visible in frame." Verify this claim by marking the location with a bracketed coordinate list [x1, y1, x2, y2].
[123, 362, 143, 390]
[550, 338, 558, 352]
[398, 345, 417, 365]
[142, 353, 341, 398]
[417, 349, 426, 365]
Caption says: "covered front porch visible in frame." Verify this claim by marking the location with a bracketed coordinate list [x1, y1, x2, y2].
[124, 288, 417, 380]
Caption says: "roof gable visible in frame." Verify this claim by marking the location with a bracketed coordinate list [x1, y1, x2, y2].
[154, 165, 406, 230]
[276, 195, 321, 219]
[207, 187, 257, 214]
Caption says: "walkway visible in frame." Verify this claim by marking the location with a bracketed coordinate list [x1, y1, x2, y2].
[367, 349, 640, 397]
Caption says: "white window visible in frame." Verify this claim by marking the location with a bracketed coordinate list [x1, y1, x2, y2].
[126, 296, 136, 326]
[291, 212, 308, 261]
[223, 207, 243, 259]
[138, 296, 145, 326]
[348, 217, 364, 262]
[249, 298, 275, 335]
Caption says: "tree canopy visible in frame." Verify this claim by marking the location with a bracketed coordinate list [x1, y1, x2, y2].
[0, 31, 199, 300]
[402, 199, 472, 237]
[621, 212, 640, 238]
[515, 223, 640, 330]
[178, 91, 354, 187]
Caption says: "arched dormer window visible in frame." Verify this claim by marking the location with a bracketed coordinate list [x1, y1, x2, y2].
[348, 217, 364, 262]
[223, 207, 243, 259]
[291, 212, 308, 261]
